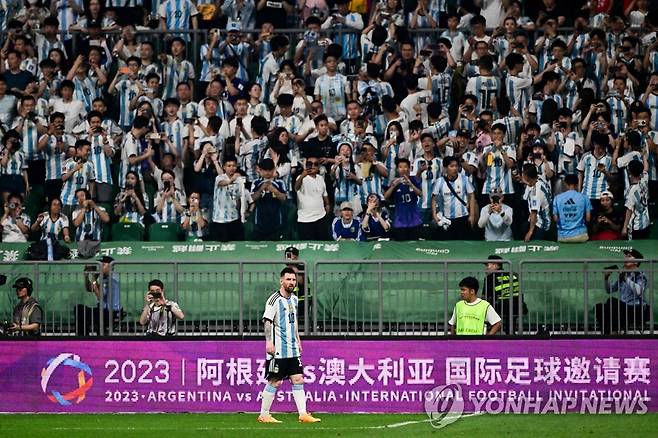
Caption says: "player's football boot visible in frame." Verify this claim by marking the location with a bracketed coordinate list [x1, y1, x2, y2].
[299, 414, 321, 423]
[257, 415, 282, 423]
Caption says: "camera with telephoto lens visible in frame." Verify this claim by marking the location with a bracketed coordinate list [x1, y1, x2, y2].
[149, 291, 162, 300]
[8, 202, 16, 210]
[0, 321, 12, 336]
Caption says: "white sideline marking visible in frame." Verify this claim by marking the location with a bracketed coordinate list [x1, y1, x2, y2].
[11, 412, 483, 432]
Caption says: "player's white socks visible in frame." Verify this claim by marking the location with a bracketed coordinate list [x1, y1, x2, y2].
[260, 384, 277, 417]
[292, 384, 307, 416]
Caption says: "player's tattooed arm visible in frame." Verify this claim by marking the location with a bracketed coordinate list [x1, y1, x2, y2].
[264, 320, 273, 341]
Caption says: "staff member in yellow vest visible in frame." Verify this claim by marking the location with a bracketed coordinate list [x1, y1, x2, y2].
[449, 276, 502, 336]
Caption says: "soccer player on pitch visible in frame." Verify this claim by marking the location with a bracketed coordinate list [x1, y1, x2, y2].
[258, 267, 321, 424]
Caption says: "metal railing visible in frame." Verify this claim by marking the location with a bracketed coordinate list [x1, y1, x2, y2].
[1, 258, 655, 337]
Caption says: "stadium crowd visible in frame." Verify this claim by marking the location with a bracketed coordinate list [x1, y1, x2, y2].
[0, 0, 657, 244]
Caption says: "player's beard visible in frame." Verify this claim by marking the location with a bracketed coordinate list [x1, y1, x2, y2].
[285, 284, 296, 294]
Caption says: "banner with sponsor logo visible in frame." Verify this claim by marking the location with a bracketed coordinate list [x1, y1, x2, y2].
[0, 340, 656, 414]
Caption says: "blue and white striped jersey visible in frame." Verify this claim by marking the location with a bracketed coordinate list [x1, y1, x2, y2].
[644, 131, 657, 181]
[356, 162, 385, 205]
[616, 151, 643, 192]
[493, 116, 523, 146]
[411, 157, 442, 210]
[432, 174, 473, 219]
[239, 136, 268, 182]
[73, 76, 100, 112]
[161, 56, 195, 100]
[606, 96, 628, 135]
[119, 132, 143, 188]
[505, 75, 532, 118]
[0, 149, 26, 176]
[625, 176, 650, 233]
[325, 13, 363, 60]
[221, 42, 251, 82]
[115, 78, 140, 128]
[35, 34, 65, 62]
[465, 75, 501, 113]
[88, 135, 114, 185]
[524, 180, 551, 231]
[160, 119, 187, 156]
[419, 70, 453, 115]
[270, 114, 303, 135]
[41, 134, 73, 181]
[60, 160, 95, 206]
[577, 152, 612, 199]
[54, 0, 83, 40]
[37, 213, 69, 240]
[482, 145, 516, 194]
[314, 74, 349, 121]
[262, 290, 300, 359]
[154, 189, 185, 224]
[212, 174, 242, 223]
[199, 44, 221, 82]
[12, 116, 45, 161]
[158, 0, 198, 37]
[333, 163, 360, 204]
[72, 205, 106, 241]
[529, 94, 564, 124]
[257, 53, 281, 107]
[568, 32, 590, 58]
[643, 93, 658, 131]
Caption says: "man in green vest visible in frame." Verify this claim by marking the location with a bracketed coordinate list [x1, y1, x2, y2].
[449, 276, 501, 336]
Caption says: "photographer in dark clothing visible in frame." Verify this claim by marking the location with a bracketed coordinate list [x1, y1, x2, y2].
[9, 277, 42, 336]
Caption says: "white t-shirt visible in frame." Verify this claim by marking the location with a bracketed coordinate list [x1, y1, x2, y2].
[296, 174, 327, 223]
[51, 98, 87, 133]
[448, 298, 502, 334]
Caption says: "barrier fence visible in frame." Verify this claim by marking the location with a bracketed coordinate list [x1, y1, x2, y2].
[2, 258, 656, 337]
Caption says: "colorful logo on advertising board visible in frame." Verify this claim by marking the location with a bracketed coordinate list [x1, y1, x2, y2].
[41, 353, 93, 405]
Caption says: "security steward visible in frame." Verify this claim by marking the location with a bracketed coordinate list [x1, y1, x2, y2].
[9, 277, 43, 336]
[482, 255, 528, 334]
[449, 276, 501, 335]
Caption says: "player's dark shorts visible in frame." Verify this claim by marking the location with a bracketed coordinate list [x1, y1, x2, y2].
[264, 357, 303, 381]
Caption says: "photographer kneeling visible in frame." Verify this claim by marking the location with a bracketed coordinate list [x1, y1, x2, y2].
[139, 279, 184, 336]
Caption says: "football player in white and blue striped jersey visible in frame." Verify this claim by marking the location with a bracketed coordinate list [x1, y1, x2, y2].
[258, 267, 320, 424]
[622, 160, 651, 240]
[158, 0, 199, 40]
[60, 140, 96, 210]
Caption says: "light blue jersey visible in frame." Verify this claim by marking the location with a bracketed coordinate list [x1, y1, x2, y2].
[482, 145, 515, 194]
[606, 96, 628, 135]
[262, 290, 300, 359]
[432, 173, 473, 219]
[644, 93, 658, 131]
[625, 177, 650, 234]
[212, 174, 242, 223]
[38, 213, 69, 240]
[60, 160, 95, 206]
[412, 157, 442, 209]
[73, 76, 100, 112]
[525, 180, 551, 231]
[158, 0, 198, 38]
[314, 74, 349, 121]
[505, 75, 532, 118]
[13, 117, 44, 161]
[154, 189, 185, 224]
[89, 135, 114, 185]
[465, 75, 501, 113]
[161, 119, 187, 155]
[578, 152, 612, 200]
[199, 44, 221, 82]
[1, 149, 25, 176]
[356, 162, 385, 205]
[115, 78, 140, 128]
[72, 205, 106, 241]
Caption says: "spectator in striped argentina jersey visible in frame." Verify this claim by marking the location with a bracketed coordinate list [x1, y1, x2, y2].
[613, 130, 649, 193]
[412, 133, 441, 226]
[527, 71, 562, 126]
[159, 39, 195, 100]
[181, 192, 208, 240]
[72, 188, 109, 242]
[453, 94, 477, 136]
[1, 193, 31, 242]
[12, 95, 47, 176]
[82, 111, 115, 202]
[578, 132, 614, 210]
[640, 72, 658, 131]
[36, 112, 71, 202]
[130, 74, 164, 121]
[154, 169, 186, 224]
[504, 53, 546, 120]
[521, 163, 550, 242]
[606, 78, 631, 136]
[257, 35, 289, 107]
[321, 0, 363, 73]
[0, 130, 28, 197]
[432, 156, 477, 240]
[107, 56, 141, 131]
[114, 171, 149, 226]
[481, 123, 516, 196]
[31, 197, 70, 242]
[65, 54, 107, 114]
[354, 141, 387, 206]
[160, 98, 191, 157]
[60, 140, 95, 217]
[158, 0, 199, 39]
[622, 160, 651, 240]
[418, 51, 454, 117]
[210, 156, 244, 242]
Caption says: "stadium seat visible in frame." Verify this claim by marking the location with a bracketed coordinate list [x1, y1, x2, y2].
[148, 223, 182, 241]
[111, 223, 145, 241]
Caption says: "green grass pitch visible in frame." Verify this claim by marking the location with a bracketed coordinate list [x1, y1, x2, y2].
[2, 413, 658, 437]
